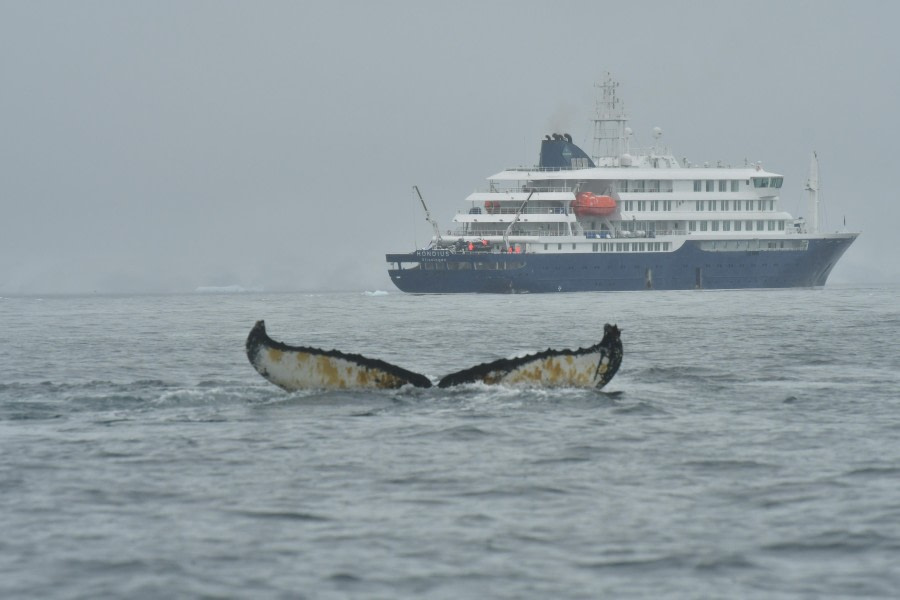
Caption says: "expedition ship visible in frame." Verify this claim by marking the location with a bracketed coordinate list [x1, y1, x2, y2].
[386, 76, 857, 293]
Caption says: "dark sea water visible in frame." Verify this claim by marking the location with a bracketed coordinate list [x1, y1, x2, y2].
[2, 286, 899, 599]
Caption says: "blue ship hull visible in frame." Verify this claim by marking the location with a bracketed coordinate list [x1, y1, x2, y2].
[386, 236, 857, 293]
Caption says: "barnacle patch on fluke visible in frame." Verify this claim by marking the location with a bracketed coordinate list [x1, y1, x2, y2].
[246, 321, 622, 391]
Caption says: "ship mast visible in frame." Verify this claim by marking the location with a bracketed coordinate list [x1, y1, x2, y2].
[805, 152, 819, 234]
[591, 73, 629, 165]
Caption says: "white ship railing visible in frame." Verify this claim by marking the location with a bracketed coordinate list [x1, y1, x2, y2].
[485, 184, 577, 193]
[448, 228, 686, 239]
[460, 206, 574, 215]
[503, 166, 580, 172]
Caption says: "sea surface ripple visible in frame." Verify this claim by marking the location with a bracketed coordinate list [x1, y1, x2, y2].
[1, 286, 899, 599]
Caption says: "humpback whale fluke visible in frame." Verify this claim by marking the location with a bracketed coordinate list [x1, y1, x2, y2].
[246, 320, 433, 390]
[437, 324, 622, 389]
[246, 321, 623, 391]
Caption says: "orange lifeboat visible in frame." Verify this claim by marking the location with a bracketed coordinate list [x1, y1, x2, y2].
[572, 192, 616, 217]
[484, 200, 498, 214]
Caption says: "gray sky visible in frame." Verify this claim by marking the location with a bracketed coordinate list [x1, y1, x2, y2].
[2, 0, 898, 293]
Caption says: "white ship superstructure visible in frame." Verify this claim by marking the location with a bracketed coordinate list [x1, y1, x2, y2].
[387, 76, 858, 293]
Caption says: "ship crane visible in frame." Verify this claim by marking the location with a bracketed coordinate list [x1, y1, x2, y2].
[503, 191, 534, 251]
[413, 185, 443, 247]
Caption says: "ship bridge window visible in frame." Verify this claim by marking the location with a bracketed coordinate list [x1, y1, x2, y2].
[752, 177, 782, 189]
[719, 180, 726, 192]
[706, 180, 715, 192]
[731, 180, 740, 192]
[693, 180, 702, 192]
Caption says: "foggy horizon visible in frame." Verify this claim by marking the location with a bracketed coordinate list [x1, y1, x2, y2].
[2, 1, 898, 295]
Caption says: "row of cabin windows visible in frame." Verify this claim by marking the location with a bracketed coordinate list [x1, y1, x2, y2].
[622, 200, 674, 211]
[698, 199, 776, 211]
[622, 199, 777, 212]
[544, 242, 672, 252]
[618, 180, 675, 193]
[691, 178, 783, 192]
[610, 178, 784, 194]
[694, 180, 741, 192]
[688, 220, 786, 232]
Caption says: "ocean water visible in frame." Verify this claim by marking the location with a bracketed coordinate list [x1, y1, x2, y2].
[1, 286, 899, 599]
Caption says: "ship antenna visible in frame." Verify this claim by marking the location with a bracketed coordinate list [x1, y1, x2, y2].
[804, 152, 819, 234]
[591, 72, 629, 165]
[503, 191, 534, 251]
[413, 185, 443, 247]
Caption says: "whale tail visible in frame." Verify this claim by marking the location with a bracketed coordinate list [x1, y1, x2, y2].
[437, 324, 622, 389]
[246, 320, 433, 390]
[246, 321, 622, 391]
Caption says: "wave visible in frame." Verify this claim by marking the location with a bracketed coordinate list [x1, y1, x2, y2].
[363, 290, 389, 296]
[194, 285, 264, 293]
[762, 529, 894, 553]
[0, 380, 281, 418]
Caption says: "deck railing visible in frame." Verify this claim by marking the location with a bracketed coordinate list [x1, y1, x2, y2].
[485, 185, 577, 194]
[445, 229, 687, 239]
[460, 206, 573, 216]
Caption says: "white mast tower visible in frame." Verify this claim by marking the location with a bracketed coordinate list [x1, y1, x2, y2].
[591, 74, 629, 166]
[805, 152, 819, 234]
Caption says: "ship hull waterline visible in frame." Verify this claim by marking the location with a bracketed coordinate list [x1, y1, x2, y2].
[386, 235, 856, 293]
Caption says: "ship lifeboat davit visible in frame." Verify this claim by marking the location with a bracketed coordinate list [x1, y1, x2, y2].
[572, 192, 616, 217]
